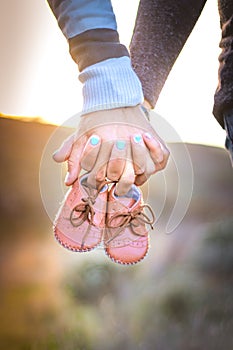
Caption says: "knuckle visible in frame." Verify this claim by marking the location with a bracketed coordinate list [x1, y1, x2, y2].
[107, 171, 120, 181]
[120, 174, 135, 187]
[135, 175, 147, 186]
[68, 158, 74, 168]
[159, 163, 166, 170]
[156, 158, 168, 171]
[96, 171, 105, 182]
[134, 166, 145, 175]
[163, 151, 170, 165]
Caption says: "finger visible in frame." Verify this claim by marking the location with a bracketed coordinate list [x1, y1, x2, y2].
[143, 132, 170, 171]
[131, 133, 156, 187]
[87, 140, 113, 188]
[158, 145, 170, 170]
[106, 140, 127, 181]
[53, 133, 75, 162]
[135, 173, 147, 187]
[134, 156, 155, 187]
[142, 132, 164, 163]
[80, 135, 101, 171]
[135, 146, 169, 186]
[65, 136, 87, 186]
[130, 134, 147, 175]
[115, 159, 135, 196]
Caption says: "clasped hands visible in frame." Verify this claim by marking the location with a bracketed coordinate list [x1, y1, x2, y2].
[53, 106, 170, 195]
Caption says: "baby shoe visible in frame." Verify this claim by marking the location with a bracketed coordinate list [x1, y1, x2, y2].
[53, 174, 108, 252]
[104, 184, 155, 265]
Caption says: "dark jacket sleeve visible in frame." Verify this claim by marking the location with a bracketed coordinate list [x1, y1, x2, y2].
[130, 0, 207, 109]
[130, 0, 233, 128]
[213, 0, 233, 127]
[69, 29, 129, 71]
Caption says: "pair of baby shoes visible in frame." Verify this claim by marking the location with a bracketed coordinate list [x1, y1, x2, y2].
[53, 174, 155, 265]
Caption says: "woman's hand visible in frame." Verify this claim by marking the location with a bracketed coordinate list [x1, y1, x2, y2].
[53, 105, 170, 195]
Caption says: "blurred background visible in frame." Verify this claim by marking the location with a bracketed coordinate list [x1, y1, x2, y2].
[0, 0, 233, 349]
[0, 117, 232, 349]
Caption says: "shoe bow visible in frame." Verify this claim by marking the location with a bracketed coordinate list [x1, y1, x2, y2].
[106, 204, 155, 244]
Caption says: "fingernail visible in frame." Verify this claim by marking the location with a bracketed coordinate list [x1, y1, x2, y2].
[64, 172, 70, 184]
[144, 132, 152, 139]
[133, 134, 142, 143]
[90, 135, 100, 146]
[52, 152, 57, 161]
[116, 140, 126, 150]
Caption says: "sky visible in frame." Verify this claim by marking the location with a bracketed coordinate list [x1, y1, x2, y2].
[0, 0, 226, 147]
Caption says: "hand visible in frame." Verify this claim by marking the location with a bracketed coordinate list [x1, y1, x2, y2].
[53, 105, 170, 195]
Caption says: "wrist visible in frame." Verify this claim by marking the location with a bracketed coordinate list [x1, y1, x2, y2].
[143, 99, 152, 110]
[79, 57, 144, 114]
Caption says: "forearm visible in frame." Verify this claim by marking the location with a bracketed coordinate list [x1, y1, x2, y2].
[213, 0, 233, 127]
[47, 0, 143, 113]
[47, 0, 129, 70]
[47, 0, 117, 38]
[130, 0, 206, 108]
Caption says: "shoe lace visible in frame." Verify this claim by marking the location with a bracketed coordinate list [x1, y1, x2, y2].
[70, 178, 113, 227]
[106, 204, 155, 244]
[70, 195, 96, 227]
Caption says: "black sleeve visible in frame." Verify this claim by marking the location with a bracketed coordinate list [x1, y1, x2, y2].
[130, 0, 206, 108]
[69, 29, 129, 71]
[213, 0, 233, 127]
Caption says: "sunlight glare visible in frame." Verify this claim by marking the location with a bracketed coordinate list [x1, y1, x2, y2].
[5, 0, 226, 147]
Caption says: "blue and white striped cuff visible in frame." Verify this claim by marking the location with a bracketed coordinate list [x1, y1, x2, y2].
[79, 56, 144, 114]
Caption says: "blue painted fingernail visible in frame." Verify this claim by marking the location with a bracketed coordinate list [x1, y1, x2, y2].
[90, 135, 100, 146]
[133, 134, 142, 143]
[116, 140, 126, 150]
